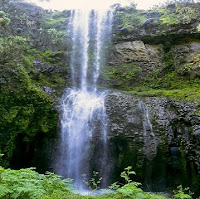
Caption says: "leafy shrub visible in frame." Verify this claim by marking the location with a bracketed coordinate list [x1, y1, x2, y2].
[0, 36, 28, 64]
[173, 185, 193, 199]
[0, 167, 72, 199]
[82, 171, 102, 190]
[0, 10, 10, 27]
[0, 11, 6, 18]
[120, 166, 136, 184]
[36, 28, 66, 48]
[44, 11, 68, 28]
[116, 182, 147, 198]
[0, 165, 171, 199]
[109, 166, 168, 199]
[0, 49, 58, 167]
[176, 5, 197, 24]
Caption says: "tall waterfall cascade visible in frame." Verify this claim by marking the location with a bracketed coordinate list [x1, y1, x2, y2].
[54, 9, 113, 189]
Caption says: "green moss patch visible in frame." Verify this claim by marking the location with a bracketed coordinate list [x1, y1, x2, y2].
[102, 64, 142, 88]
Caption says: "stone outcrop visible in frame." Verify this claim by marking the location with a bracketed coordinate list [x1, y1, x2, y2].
[171, 42, 200, 78]
[105, 91, 200, 193]
[108, 41, 164, 75]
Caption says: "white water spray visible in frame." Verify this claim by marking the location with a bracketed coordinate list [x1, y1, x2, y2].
[55, 9, 113, 189]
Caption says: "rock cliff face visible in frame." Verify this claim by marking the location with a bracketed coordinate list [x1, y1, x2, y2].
[103, 3, 200, 92]
[105, 91, 200, 193]
[102, 3, 200, 193]
[106, 39, 200, 84]
[108, 41, 164, 75]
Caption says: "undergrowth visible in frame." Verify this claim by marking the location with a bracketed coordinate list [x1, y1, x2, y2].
[0, 165, 196, 199]
[0, 167, 73, 199]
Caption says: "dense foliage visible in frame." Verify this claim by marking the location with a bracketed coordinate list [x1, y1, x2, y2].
[0, 167, 73, 199]
[0, 165, 197, 199]
[0, 10, 10, 27]
[115, 1, 200, 32]
[0, 35, 60, 167]
[0, 4, 69, 168]
[157, 3, 199, 26]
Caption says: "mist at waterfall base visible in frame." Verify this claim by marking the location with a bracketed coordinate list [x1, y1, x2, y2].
[52, 9, 113, 192]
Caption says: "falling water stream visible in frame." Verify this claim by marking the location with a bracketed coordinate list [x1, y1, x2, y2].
[55, 9, 113, 190]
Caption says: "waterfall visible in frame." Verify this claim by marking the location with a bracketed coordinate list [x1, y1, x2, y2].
[139, 101, 158, 161]
[139, 100, 158, 191]
[54, 9, 113, 189]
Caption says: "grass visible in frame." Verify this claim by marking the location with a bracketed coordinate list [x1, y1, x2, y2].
[117, 68, 200, 102]
[127, 87, 200, 102]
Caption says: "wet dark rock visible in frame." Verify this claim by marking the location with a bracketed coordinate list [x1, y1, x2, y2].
[39, 86, 56, 96]
[105, 91, 200, 193]
[170, 147, 180, 156]
[33, 60, 55, 73]
[143, 18, 159, 28]
[193, 128, 200, 138]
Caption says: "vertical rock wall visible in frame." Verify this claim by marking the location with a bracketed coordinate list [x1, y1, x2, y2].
[105, 91, 200, 193]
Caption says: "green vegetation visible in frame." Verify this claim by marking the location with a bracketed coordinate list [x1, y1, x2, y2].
[0, 164, 196, 199]
[82, 171, 102, 190]
[39, 10, 68, 46]
[127, 76, 200, 102]
[44, 11, 68, 28]
[105, 66, 200, 102]
[0, 10, 10, 27]
[126, 69, 200, 102]
[117, 11, 146, 31]
[38, 28, 66, 46]
[115, 3, 147, 32]
[104, 49, 200, 102]
[154, 1, 199, 27]
[157, 3, 199, 26]
[102, 64, 142, 88]
[0, 165, 169, 199]
[159, 10, 177, 25]
[25, 49, 67, 89]
[173, 186, 193, 199]
[115, 1, 200, 32]
[0, 36, 28, 63]
[0, 167, 73, 199]
[0, 1, 69, 168]
[0, 35, 67, 167]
